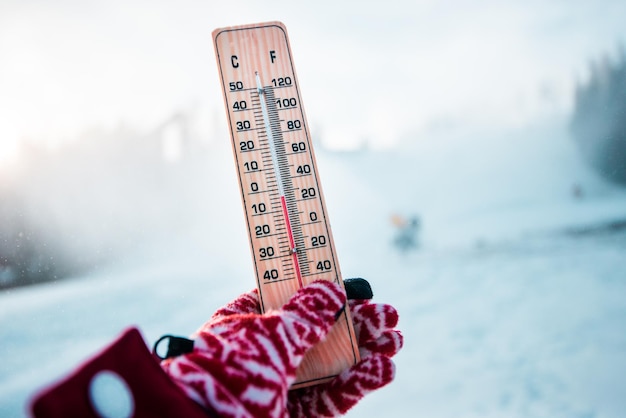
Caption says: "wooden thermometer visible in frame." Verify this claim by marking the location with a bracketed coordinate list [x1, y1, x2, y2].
[212, 21, 359, 388]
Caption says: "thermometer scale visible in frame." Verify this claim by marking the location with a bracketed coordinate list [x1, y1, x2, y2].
[212, 21, 359, 388]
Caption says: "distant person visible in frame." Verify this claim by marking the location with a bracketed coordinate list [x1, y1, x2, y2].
[391, 214, 421, 251]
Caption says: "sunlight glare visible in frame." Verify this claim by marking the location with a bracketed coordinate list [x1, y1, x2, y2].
[0, 123, 20, 165]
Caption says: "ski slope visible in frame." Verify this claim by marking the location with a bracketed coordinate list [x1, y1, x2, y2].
[1, 117, 626, 417]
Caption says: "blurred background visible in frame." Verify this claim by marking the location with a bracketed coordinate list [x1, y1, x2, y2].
[1, 0, 626, 417]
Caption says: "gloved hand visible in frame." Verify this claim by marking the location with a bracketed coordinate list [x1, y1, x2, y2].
[161, 280, 347, 418]
[287, 293, 403, 417]
[165, 279, 403, 417]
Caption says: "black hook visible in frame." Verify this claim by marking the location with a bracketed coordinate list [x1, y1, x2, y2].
[153, 335, 194, 360]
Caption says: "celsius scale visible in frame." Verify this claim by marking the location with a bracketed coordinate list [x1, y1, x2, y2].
[212, 21, 359, 389]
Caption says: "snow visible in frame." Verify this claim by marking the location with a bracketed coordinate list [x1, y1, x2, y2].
[1, 116, 626, 417]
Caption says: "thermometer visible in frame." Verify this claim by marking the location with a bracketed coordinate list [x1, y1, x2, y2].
[212, 21, 359, 388]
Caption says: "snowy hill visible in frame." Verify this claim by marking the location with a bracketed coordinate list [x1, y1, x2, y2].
[1, 116, 626, 417]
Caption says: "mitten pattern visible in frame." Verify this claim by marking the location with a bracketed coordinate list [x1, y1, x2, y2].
[286, 298, 403, 417]
[161, 281, 345, 418]
[349, 299, 403, 358]
[207, 289, 260, 323]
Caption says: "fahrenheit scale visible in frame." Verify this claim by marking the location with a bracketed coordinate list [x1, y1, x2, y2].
[212, 22, 359, 388]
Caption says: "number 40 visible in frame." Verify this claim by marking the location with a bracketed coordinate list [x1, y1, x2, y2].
[316, 260, 331, 271]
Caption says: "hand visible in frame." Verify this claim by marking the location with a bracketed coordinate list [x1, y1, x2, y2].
[161, 280, 347, 418]
[287, 295, 403, 417]
[189, 278, 403, 417]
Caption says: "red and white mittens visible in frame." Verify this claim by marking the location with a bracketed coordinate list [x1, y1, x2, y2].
[287, 296, 403, 417]
[162, 279, 403, 418]
[161, 280, 346, 418]
[30, 280, 401, 418]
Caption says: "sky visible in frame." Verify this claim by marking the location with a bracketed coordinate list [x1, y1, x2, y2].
[1, 0, 626, 163]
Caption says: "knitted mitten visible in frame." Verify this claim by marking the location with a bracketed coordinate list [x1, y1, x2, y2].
[173, 279, 403, 417]
[161, 280, 346, 418]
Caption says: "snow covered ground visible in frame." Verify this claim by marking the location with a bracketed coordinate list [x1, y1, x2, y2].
[1, 116, 626, 417]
